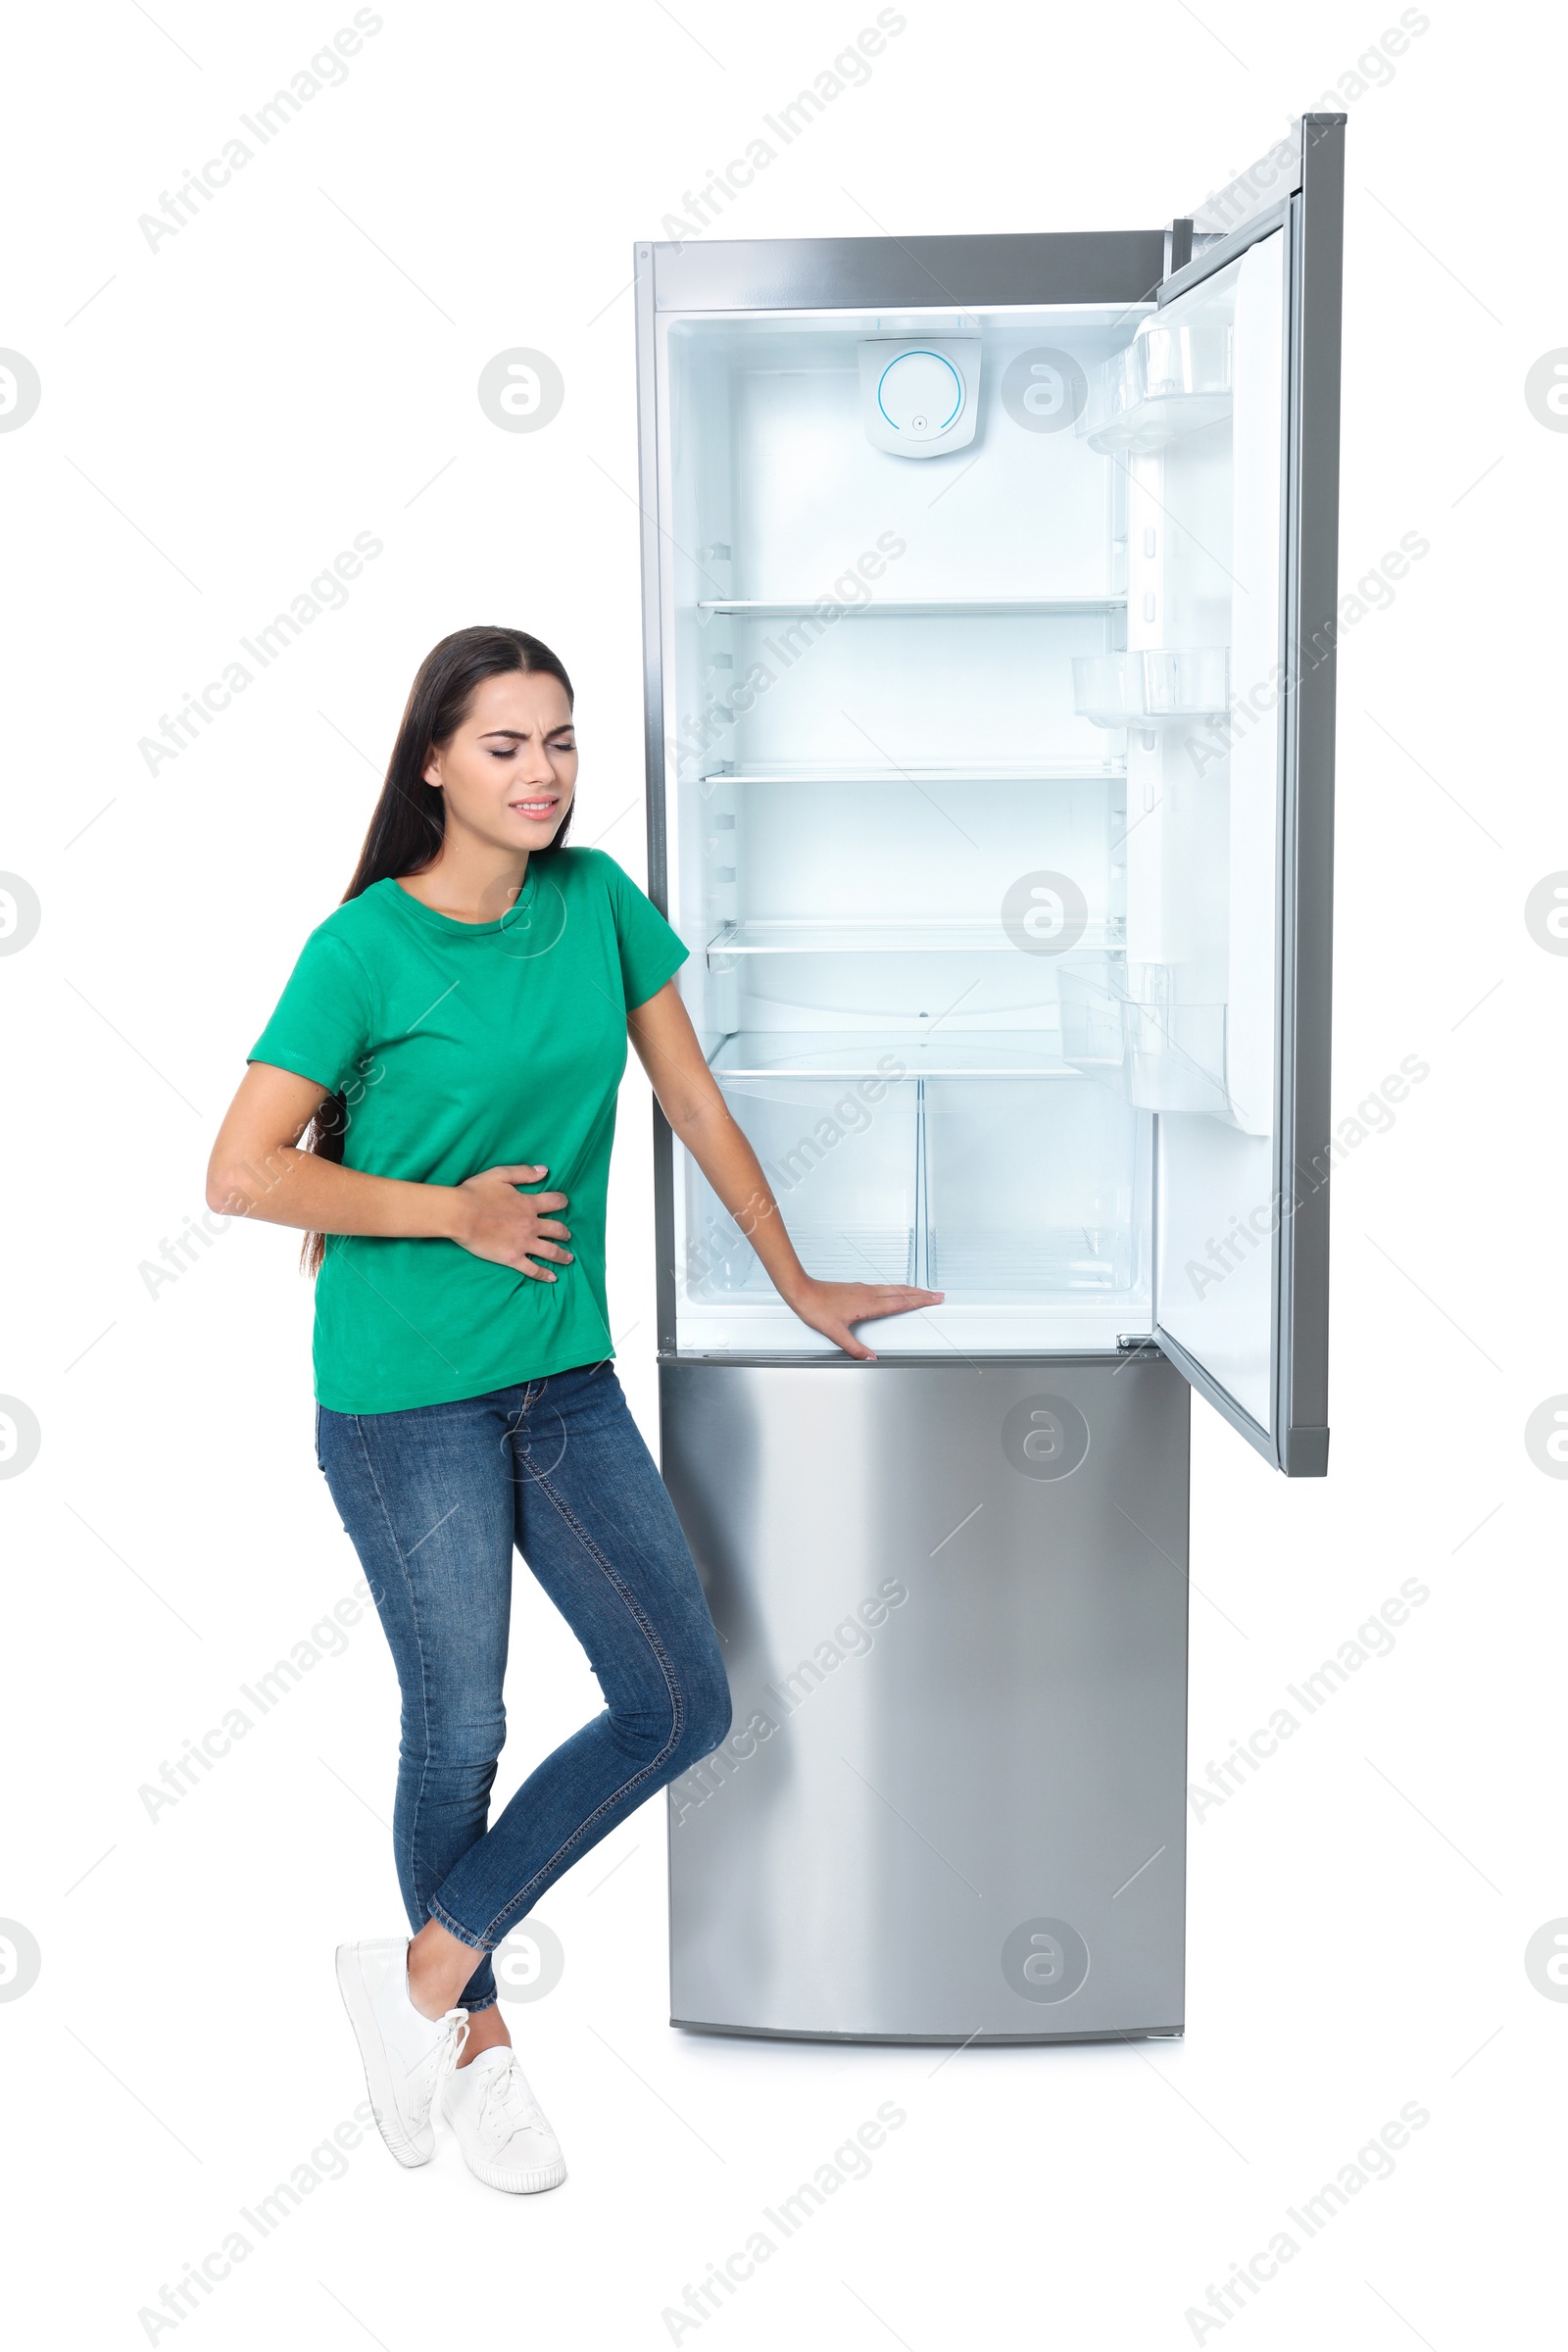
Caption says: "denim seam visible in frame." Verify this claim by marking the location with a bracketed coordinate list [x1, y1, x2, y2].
[464, 1456, 686, 1949]
[428, 1895, 488, 1946]
[346, 1414, 438, 1936]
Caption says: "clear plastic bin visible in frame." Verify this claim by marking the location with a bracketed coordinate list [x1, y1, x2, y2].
[1074, 648, 1230, 730]
[1071, 652, 1135, 729]
[1080, 322, 1234, 452]
[1059, 964, 1229, 1113]
[1138, 647, 1230, 719]
[923, 1077, 1145, 1298]
[685, 1073, 918, 1300]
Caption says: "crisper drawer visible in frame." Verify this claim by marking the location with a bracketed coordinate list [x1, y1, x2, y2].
[684, 1071, 919, 1299]
[923, 1076, 1148, 1299]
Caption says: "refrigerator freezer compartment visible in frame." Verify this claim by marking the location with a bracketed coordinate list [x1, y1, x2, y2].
[1081, 321, 1233, 453]
[683, 1074, 919, 1304]
[1059, 964, 1230, 1114]
[923, 1077, 1147, 1300]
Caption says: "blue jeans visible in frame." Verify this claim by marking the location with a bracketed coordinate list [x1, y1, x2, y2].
[316, 1361, 731, 2012]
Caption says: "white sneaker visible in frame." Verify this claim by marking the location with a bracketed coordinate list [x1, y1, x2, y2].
[441, 2045, 566, 2193]
[335, 1938, 469, 2168]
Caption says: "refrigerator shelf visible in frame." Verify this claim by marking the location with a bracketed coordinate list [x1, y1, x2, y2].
[696, 597, 1127, 618]
[707, 918, 1125, 962]
[709, 1031, 1083, 1080]
[697, 760, 1127, 786]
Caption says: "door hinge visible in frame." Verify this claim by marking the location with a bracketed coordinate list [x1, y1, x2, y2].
[1116, 1333, 1158, 1354]
[1163, 218, 1195, 279]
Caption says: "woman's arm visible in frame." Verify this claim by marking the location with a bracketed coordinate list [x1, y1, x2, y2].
[626, 981, 941, 1360]
[205, 1063, 575, 1279]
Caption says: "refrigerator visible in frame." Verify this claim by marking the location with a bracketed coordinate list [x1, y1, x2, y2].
[631, 115, 1343, 2042]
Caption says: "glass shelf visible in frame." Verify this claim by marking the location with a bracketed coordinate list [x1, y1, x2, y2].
[709, 1031, 1086, 1080]
[697, 760, 1126, 786]
[696, 597, 1127, 617]
[706, 918, 1125, 962]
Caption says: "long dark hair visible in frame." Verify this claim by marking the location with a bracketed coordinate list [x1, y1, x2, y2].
[301, 625, 574, 1274]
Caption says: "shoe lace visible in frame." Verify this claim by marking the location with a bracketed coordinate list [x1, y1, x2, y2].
[420, 2008, 470, 2098]
[476, 2051, 542, 2138]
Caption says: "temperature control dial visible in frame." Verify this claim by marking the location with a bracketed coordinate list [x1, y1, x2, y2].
[859, 336, 979, 459]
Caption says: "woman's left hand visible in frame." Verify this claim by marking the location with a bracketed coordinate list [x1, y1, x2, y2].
[783, 1277, 944, 1361]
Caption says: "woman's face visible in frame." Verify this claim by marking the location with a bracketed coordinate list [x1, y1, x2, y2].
[423, 668, 577, 855]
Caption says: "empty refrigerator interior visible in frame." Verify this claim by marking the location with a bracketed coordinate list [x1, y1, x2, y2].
[654, 258, 1284, 1365]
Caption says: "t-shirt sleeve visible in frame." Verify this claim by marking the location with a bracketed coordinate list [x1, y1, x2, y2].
[607, 857, 689, 1009]
[247, 925, 374, 1096]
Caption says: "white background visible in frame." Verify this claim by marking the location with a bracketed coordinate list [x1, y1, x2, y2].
[1, 2, 1562, 2344]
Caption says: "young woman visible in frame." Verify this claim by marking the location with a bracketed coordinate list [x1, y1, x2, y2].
[207, 626, 939, 2197]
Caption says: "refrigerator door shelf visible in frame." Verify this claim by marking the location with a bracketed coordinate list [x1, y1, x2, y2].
[1080, 319, 1234, 453]
[1073, 649, 1232, 727]
[1071, 652, 1134, 729]
[1140, 646, 1231, 719]
[1060, 967, 1230, 1116]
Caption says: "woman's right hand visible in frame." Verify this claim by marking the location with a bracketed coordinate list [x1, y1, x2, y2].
[451, 1163, 572, 1279]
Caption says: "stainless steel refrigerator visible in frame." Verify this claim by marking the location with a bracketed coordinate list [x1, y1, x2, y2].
[632, 116, 1343, 2042]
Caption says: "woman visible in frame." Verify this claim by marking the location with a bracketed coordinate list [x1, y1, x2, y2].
[207, 625, 939, 2197]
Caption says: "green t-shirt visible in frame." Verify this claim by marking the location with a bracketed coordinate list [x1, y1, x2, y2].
[247, 849, 688, 1413]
